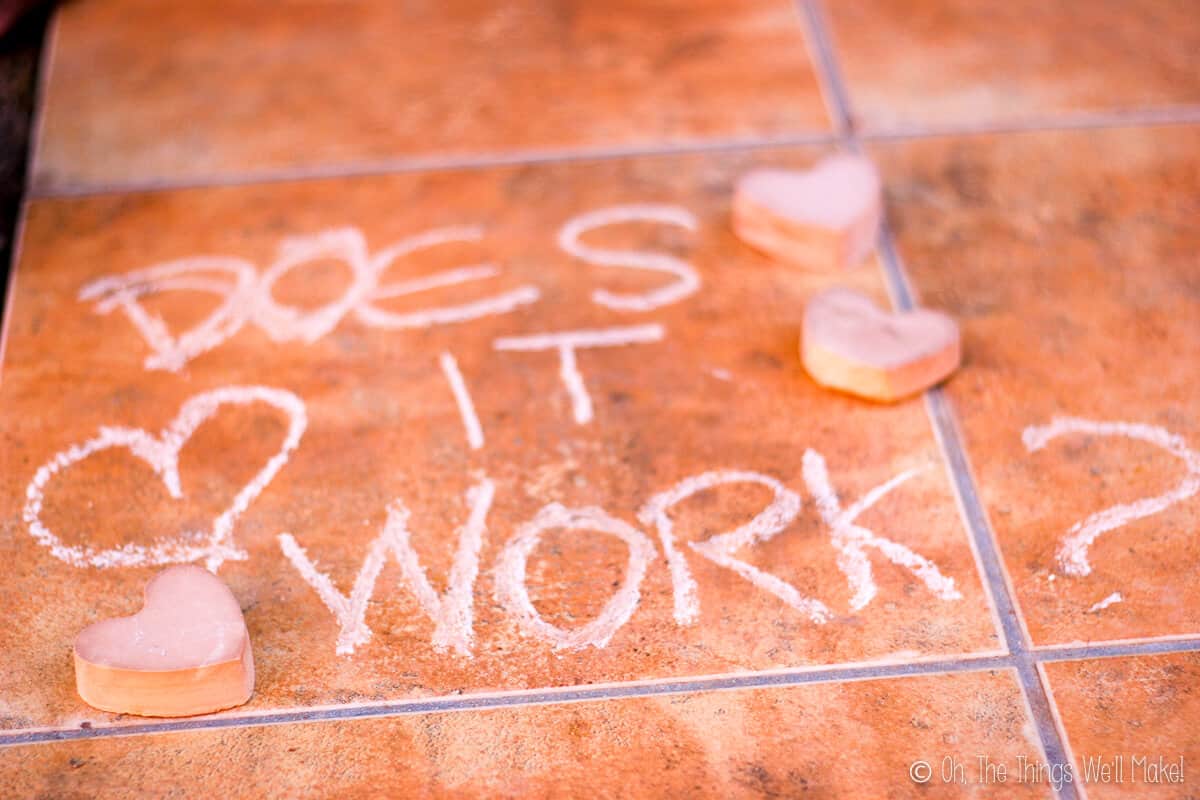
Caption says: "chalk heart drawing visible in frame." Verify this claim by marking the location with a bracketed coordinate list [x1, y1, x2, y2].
[1022, 417, 1200, 578]
[24, 386, 307, 572]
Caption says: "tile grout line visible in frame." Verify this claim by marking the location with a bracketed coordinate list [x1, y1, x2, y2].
[18, 0, 1198, 210]
[917, 385, 1034, 650]
[1, 654, 1016, 747]
[1036, 662, 1094, 800]
[1035, 638, 1200, 663]
[919, 370, 1011, 659]
[6, 633, 1199, 747]
[795, 0, 1080, 797]
[864, 106, 1200, 143]
[918, 382, 1077, 798]
[21, 122, 1200, 202]
[794, 0, 855, 138]
[25, 132, 840, 200]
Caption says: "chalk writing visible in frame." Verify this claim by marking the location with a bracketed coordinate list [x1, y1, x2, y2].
[641, 457, 958, 627]
[79, 257, 258, 372]
[1088, 591, 1123, 613]
[640, 470, 829, 625]
[494, 324, 664, 424]
[278, 479, 495, 657]
[557, 204, 700, 312]
[41, 205, 990, 667]
[439, 351, 485, 450]
[80, 226, 543, 372]
[254, 228, 376, 343]
[284, 458, 961, 656]
[387, 479, 495, 656]
[354, 225, 540, 330]
[493, 503, 657, 650]
[81, 207, 699, 372]
[1022, 417, 1200, 577]
[803, 450, 961, 609]
[277, 528, 390, 656]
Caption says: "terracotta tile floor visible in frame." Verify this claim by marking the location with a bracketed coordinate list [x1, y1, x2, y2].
[2, 0, 1199, 797]
[31, 0, 830, 192]
[1042, 653, 1200, 799]
[3, 671, 1048, 799]
[874, 126, 1200, 648]
[0, 148, 1001, 729]
[825, 0, 1200, 133]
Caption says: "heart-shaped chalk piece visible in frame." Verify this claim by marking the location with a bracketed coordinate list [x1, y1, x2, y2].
[732, 154, 882, 270]
[801, 288, 961, 402]
[74, 565, 254, 717]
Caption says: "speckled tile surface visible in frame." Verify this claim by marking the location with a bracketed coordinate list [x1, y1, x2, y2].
[1, 670, 1050, 799]
[31, 0, 830, 192]
[1043, 653, 1200, 798]
[4, 0, 1199, 796]
[0, 148, 1000, 730]
[825, 0, 1200, 132]
[874, 126, 1200, 648]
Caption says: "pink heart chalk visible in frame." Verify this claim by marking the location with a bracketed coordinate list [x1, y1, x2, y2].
[802, 288, 961, 402]
[74, 565, 254, 717]
[733, 154, 882, 270]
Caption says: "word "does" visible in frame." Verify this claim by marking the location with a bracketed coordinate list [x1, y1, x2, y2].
[79, 205, 700, 372]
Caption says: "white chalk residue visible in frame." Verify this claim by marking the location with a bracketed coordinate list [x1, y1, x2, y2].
[385, 479, 495, 656]
[802, 450, 961, 610]
[79, 257, 259, 372]
[1022, 417, 1200, 577]
[493, 503, 656, 650]
[371, 265, 499, 300]
[254, 228, 376, 343]
[25, 386, 307, 571]
[354, 225, 540, 330]
[494, 324, 664, 424]
[439, 352, 485, 450]
[639, 470, 831, 625]
[557, 204, 700, 311]
[279, 479, 495, 657]
[277, 530, 391, 655]
[359, 286, 541, 330]
[84, 226, 542, 371]
[1088, 591, 1123, 613]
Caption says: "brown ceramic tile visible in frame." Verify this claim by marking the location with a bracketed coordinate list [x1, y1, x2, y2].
[872, 126, 1200, 646]
[1043, 653, 1200, 798]
[826, 0, 1200, 132]
[32, 0, 830, 192]
[1, 670, 1048, 798]
[0, 148, 999, 730]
